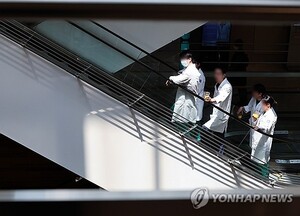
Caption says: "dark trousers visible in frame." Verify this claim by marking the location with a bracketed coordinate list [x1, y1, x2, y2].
[214, 131, 225, 155]
[203, 127, 225, 155]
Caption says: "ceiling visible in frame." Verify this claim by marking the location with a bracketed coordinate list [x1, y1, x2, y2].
[0, 2, 300, 21]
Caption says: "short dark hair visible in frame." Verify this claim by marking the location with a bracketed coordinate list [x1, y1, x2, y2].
[262, 95, 277, 107]
[179, 50, 193, 60]
[214, 66, 227, 75]
[253, 84, 267, 96]
[193, 58, 201, 69]
[234, 39, 244, 49]
[195, 61, 201, 69]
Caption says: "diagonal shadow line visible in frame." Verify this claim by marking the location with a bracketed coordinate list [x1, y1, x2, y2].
[92, 106, 256, 188]
[133, 117, 266, 185]
[0, 37, 65, 91]
[93, 109, 191, 160]
[0, 34, 59, 75]
[138, 115, 272, 188]
[98, 113, 190, 163]
[87, 98, 271, 189]
[0, 23, 276, 188]
[141, 137, 237, 189]
[186, 143, 257, 188]
[186, 140, 272, 188]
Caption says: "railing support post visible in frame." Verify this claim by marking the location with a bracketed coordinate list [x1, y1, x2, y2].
[128, 94, 145, 107]
[181, 136, 195, 170]
[22, 32, 36, 47]
[127, 94, 145, 142]
[229, 164, 242, 188]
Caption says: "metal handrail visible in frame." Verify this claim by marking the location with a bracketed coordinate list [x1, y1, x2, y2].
[89, 20, 179, 72]
[0, 20, 288, 174]
[72, 20, 300, 145]
[4, 20, 298, 152]
[0, 19, 298, 186]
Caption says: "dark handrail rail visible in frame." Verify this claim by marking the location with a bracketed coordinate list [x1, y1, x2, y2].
[89, 20, 179, 72]
[2, 19, 298, 186]
[68, 21, 249, 122]
[69, 21, 300, 145]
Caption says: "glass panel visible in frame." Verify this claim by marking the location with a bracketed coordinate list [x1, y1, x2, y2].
[17, 19, 300, 177]
[34, 20, 133, 73]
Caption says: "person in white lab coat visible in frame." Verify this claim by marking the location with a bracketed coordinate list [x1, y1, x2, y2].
[203, 67, 232, 154]
[195, 62, 206, 123]
[237, 84, 267, 147]
[251, 96, 277, 177]
[166, 51, 200, 124]
[204, 67, 232, 135]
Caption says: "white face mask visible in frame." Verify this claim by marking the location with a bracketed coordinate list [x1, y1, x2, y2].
[180, 59, 190, 68]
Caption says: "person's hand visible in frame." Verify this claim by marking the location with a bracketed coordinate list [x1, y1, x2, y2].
[254, 126, 259, 131]
[166, 80, 171, 86]
[209, 97, 216, 103]
[237, 107, 244, 115]
[204, 96, 211, 102]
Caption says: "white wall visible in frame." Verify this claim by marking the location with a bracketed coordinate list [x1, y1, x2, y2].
[96, 19, 204, 54]
[0, 35, 270, 191]
[34, 20, 204, 73]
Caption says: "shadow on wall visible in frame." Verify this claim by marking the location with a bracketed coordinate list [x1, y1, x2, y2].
[0, 35, 70, 92]
[0, 35, 91, 177]
[81, 82, 271, 189]
[0, 34, 270, 190]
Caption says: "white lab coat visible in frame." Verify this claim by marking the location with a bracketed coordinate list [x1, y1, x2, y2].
[195, 69, 206, 121]
[244, 97, 264, 125]
[251, 108, 277, 164]
[169, 63, 200, 123]
[244, 97, 264, 147]
[204, 78, 232, 133]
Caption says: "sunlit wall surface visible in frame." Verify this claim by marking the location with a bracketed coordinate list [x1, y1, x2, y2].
[0, 0, 300, 191]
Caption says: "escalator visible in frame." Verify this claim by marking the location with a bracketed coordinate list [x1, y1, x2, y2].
[0, 19, 299, 189]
